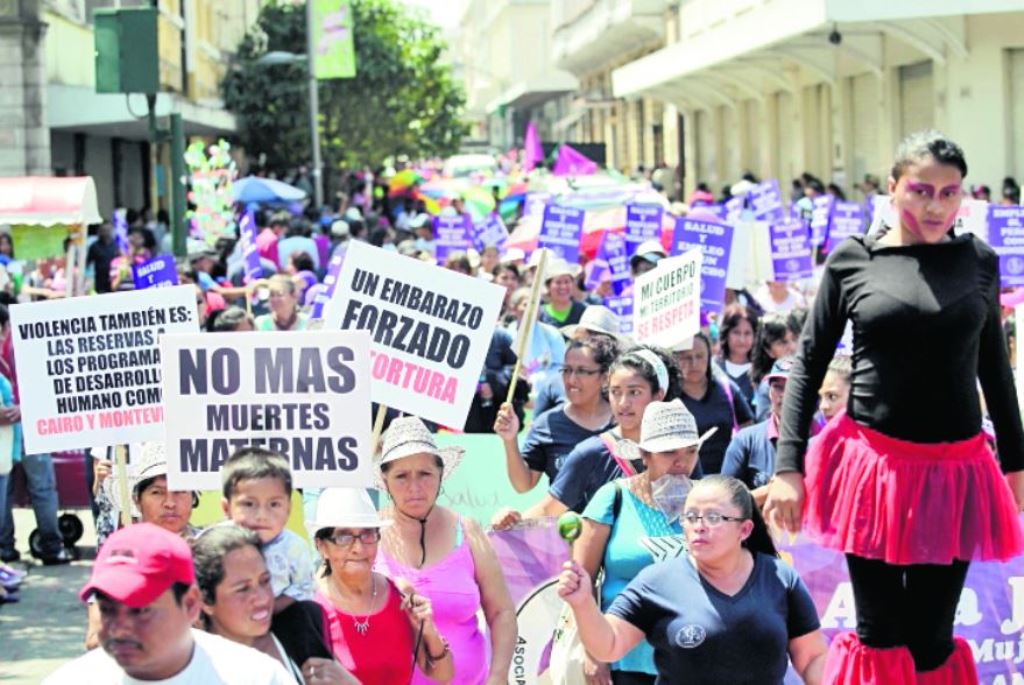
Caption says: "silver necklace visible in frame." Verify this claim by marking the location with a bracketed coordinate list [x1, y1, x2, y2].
[351, 575, 377, 636]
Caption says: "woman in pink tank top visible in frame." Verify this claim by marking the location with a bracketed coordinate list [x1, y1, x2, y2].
[375, 417, 518, 685]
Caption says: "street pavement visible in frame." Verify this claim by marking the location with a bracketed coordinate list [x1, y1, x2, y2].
[1, 507, 95, 683]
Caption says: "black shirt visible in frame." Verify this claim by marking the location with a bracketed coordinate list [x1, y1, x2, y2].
[86, 239, 120, 294]
[681, 378, 754, 474]
[777, 232, 1024, 473]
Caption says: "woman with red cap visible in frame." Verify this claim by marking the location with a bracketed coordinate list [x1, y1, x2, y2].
[765, 130, 1024, 683]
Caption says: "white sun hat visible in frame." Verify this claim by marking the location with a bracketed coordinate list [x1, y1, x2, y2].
[305, 488, 390, 536]
[560, 304, 624, 341]
[637, 400, 717, 453]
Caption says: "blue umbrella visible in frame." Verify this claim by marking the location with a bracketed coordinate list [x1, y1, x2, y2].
[232, 176, 308, 204]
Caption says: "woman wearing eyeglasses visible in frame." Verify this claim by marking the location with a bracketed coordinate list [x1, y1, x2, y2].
[310, 487, 454, 685]
[495, 336, 618, 493]
[559, 475, 827, 685]
[375, 417, 517, 685]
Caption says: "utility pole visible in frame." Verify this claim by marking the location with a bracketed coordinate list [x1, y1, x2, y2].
[306, 0, 324, 209]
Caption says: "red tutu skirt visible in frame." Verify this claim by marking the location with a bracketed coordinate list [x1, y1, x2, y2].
[803, 412, 1024, 565]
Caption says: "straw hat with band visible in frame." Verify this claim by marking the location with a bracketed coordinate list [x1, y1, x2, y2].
[637, 399, 717, 453]
[560, 305, 624, 341]
[376, 416, 464, 567]
[305, 487, 391, 537]
[106, 442, 194, 520]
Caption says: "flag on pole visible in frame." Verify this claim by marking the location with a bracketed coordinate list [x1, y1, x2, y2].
[523, 122, 543, 172]
[552, 144, 598, 176]
[312, 0, 356, 79]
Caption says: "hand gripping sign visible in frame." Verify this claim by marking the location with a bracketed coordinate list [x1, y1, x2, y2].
[11, 285, 200, 454]
[160, 331, 372, 491]
[320, 241, 506, 429]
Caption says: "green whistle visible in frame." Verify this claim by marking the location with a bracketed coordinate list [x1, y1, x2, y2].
[557, 512, 583, 544]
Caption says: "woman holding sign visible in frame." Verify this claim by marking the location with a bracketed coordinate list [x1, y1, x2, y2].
[764, 131, 1024, 683]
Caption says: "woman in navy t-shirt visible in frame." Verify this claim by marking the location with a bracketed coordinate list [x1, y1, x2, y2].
[558, 476, 827, 684]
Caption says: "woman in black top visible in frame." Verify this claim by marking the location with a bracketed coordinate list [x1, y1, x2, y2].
[765, 131, 1024, 683]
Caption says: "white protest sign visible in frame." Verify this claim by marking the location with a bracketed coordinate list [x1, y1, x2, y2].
[11, 285, 199, 453]
[321, 241, 506, 428]
[632, 248, 701, 347]
[160, 331, 372, 491]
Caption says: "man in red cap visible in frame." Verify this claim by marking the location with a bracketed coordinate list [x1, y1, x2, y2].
[44, 523, 293, 684]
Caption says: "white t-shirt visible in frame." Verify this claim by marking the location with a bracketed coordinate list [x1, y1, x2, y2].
[43, 629, 295, 685]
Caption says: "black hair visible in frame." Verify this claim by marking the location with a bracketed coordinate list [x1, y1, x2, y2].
[826, 183, 847, 201]
[567, 335, 620, 373]
[718, 303, 760, 363]
[211, 306, 253, 332]
[751, 313, 791, 384]
[190, 524, 262, 607]
[290, 251, 315, 273]
[611, 345, 682, 401]
[690, 475, 778, 557]
[443, 251, 473, 274]
[221, 447, 292, 499]
[491, 263, 520, 282]
[676, 332, 715, 389]
[891, 130, 968, 182]
[0, 303, 8, 329]
[785, 308, 808, 339]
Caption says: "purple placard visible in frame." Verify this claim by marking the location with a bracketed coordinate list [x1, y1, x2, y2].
[825, 202, 866, 253]
[112, 208, 130, 253]
[810, 195, 835, 247]
[769, 217, 814, 282]
[473, 213, 509, 251]
[986, 205, 1024, 287]
[604, 293, 634, 335]
[238, 209, 263, 283]
[538, 204, 585, 264]
[434, 213, 474, 264]
[311, 249, 346, 320]
[671, 217, 734, 314]
[131, 254, 178, 290]
[624, 204, 664, 256]
[585, 232, 630, 295]
[749, 180, 785, 222]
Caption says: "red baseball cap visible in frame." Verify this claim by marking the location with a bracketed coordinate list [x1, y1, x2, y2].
[79, 523, 195, 608]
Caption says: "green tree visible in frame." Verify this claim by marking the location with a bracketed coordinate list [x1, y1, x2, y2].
[222, 0, 468, 179]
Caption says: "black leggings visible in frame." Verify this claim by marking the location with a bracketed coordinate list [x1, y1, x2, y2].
[846, 554, 970, 672]
[611, 671, 656, 685]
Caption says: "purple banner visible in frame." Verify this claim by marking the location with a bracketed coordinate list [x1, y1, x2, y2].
[624, 204, 664, 256]
[585, 232, 630, 295]
[524, 193, 551, 219]
[112, 208, 130, 253]
[238, 209, 263, 283]
[131, 255, 178, 290]
[539, 204, 586, 264]
[434, 213, 474, 264]
[750, 180, 785, 223]
[770, 217, 814, 282]
[825, 202, 866, 253]
[605, 293, 634, 335]
[986, 206, 1024, 287]
[810, 195, 835, 247]
[671, 217, 734, 314]
[473, 213, 509, 251]
[311, 250, 345, 320]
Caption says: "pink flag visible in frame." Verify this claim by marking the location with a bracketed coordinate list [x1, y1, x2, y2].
[552, 144, 598, 176]
[523, 122, 543, 172]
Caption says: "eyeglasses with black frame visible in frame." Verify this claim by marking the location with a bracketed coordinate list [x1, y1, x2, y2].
[681, 511, 747, 527]
[324, 529, 381, 547]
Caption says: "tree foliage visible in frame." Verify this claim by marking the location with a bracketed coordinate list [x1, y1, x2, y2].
[222, 0, 468, 178]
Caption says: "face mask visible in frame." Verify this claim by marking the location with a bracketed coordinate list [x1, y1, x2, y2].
[650, 473, 692, 524]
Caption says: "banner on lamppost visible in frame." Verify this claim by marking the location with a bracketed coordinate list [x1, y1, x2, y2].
[312, 0, 356, 80]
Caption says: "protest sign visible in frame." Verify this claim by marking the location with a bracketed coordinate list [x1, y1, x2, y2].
[132, 255, 178, 290]
[238, 209, 263, 283]
[671, 217, 734, 314]
[113, 208, 130, 253]
[770, 217, 814, 282]
[310, 249, 346, 320]
[749, 180, 785, 222]
[160, 331, 372, 491]
[633, 249, 701, 347]
[987, 206, 1024, 287]
[434, 214, 474, 264]
[11, 285, 200, 454]
[585, 232, 630, 295]
[825, 201, 865, 253]
[810, 195, 835, 247]
[538, 204, 585, 264]
[473, 213, 509, 251]
[321, 241, 505, 428]
[624, 204, 664, 256]
[523, 193, 551, 219]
